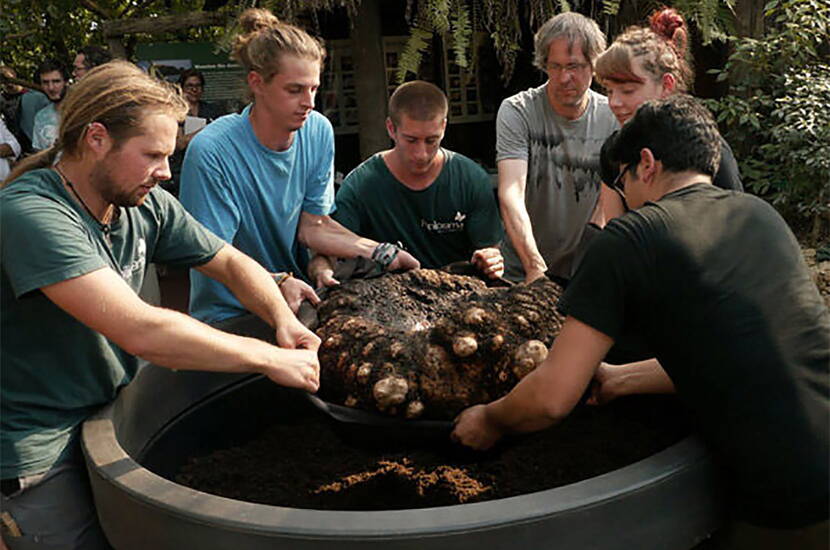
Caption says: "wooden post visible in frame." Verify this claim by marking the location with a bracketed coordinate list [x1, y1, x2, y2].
[106, 39, 128, 60]
[352, 0, 390, 160]
[734, 0, 765, 38]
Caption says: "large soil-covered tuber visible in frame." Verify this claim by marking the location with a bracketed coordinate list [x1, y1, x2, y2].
[316, 269, 565, 419]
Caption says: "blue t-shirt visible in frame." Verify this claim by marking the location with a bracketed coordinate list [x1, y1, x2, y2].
[179, 105, 335, 323]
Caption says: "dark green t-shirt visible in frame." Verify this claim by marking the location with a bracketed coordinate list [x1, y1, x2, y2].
[333, 150, 504, 269]
[559, 184, 829, 528]
[0, 168, 224, 477]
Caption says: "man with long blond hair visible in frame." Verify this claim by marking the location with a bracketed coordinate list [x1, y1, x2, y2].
[0, 61, 321, 549]
[179, 8, 419, 323]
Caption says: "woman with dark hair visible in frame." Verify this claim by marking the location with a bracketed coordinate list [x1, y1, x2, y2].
[178, 68, 223, 124]
[167, 69, 223, 195]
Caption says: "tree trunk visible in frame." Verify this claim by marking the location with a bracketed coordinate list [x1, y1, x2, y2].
[734, 0, 765, 38]
[352, 0, 390, 160]
[107, 39, 128, 60]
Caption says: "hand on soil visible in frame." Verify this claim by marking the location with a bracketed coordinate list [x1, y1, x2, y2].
[471, 247, 505, 279]
[451, 405, 503, 451]
[280, 277, 320, 312]
[276, 318, 321, 352]
[315, 268, 340, 288]
[267, 348, 320, 392]
[524, 268, 547, 284]
[389, 250, 421, 272]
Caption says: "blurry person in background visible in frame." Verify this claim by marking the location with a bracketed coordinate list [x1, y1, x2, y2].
[0, 115, 21, 182]
[31, 59, 68, 151]
[0, 65, 48, 154]
[71, 45, 112, 81]
[166, 68, 223, 195]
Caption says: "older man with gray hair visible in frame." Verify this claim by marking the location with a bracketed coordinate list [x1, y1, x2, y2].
[497, 12, 618, 283]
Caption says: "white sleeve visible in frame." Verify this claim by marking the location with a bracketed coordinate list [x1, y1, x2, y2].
[0, 120, 21, 159]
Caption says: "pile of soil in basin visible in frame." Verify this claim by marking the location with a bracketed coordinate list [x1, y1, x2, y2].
[175, 394, 690, 510]
[315, 269, 565, 420]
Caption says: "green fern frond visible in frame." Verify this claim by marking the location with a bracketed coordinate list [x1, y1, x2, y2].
[396, 26, 433, 83]
[423, 0, 450, 34]
[448, 0, 472, 68]
[601, 0, 620, 16]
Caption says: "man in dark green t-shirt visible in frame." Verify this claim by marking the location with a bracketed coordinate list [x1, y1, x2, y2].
[0, 62, 321, 550]
[318, 81, 504, 284]
[452, 96, 828, 547]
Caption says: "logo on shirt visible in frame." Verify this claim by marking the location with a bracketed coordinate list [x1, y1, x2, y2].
[421, 211, 466, 234]
[121, 238, 147, 282]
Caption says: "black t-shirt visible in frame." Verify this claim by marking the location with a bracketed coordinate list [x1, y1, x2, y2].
[714, 137, 743, 191]
[559, 183, 829, 527]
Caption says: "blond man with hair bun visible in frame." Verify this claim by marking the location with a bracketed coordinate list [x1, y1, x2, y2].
[180, 8, 419, 321]
[1, 60, 322, 550]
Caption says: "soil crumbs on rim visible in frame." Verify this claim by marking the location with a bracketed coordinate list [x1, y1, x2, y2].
[176, 394, 689, 511]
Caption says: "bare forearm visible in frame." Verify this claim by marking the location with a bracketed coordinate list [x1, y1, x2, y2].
[298, 214, 377, 258]
[198, 246, 295, 329]
[125, 306, 286, 373]
[499, 197, 546, 275]
[485, 368, 567, 434]
[485, 317, 612, 434]
[606, 359, 676, 397]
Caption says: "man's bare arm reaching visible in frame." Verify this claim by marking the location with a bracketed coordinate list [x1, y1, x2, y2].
[498, 159, 548, 283]
[298, 212, 421, 287]
[41, 245, 321, 392]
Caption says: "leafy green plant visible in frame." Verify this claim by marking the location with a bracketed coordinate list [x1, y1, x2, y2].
[706, 0, 830, 240]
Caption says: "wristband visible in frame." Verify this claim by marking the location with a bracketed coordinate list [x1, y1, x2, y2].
[272, 272, 293, 286]
[371, 242, 401, 270]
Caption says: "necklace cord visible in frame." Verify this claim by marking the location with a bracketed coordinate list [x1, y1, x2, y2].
[54, 164, 111, 236]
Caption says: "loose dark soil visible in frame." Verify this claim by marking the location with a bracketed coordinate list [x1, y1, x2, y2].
[176, 394, 690, 511]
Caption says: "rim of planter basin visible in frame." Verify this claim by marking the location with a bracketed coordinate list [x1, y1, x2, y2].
[83, 360, 727, 550]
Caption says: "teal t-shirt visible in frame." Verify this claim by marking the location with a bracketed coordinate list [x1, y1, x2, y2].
[333, 150, 504, 269]
[0, 168, 225, 477]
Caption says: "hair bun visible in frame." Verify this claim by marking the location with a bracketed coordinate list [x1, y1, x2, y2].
[238, 8, 280, 33]
[649, 7, 688, 55]
[649, 8, 685, 40]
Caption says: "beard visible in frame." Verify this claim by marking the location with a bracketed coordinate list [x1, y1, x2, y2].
[90, 153, 156, 208]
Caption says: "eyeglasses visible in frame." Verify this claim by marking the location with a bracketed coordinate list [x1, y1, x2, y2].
[610, 164, 631, 194]
[546, 62, 590, 75]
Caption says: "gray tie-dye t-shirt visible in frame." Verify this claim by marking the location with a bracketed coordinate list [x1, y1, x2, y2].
[496, 84, 618, 280]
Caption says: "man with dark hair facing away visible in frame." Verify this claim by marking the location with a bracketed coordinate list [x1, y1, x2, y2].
[453, 94, 828, 549]
[320, 80, 504, 285]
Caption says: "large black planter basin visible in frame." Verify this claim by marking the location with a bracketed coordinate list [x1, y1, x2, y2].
[82, 316, 726, 550]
